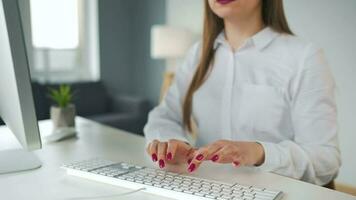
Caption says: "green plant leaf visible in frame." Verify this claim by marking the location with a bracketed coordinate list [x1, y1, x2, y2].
[47, 84, 75, 108]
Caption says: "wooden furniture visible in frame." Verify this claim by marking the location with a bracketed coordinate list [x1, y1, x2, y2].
[160, 71, 175, 101]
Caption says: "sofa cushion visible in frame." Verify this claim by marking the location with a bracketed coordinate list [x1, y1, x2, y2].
[88, 112, 145, 135]
[32, 82, 50, 120]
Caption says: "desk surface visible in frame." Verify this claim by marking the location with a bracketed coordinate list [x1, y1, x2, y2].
[0, 117, 355, 200]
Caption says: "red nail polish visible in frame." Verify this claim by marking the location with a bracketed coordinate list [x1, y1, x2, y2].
[188, 163, 196, 172]
[187, 158, 192, 164]
[159, 159, 165, 168]
[166, 152, 172, 160]
[233, 161, 240, 167]
[212, 155, 219, 162]
[196, 154, 204, 161]
[152, 154, 157, 162]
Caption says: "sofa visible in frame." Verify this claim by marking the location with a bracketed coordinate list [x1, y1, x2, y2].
[0, 81, 151, 136]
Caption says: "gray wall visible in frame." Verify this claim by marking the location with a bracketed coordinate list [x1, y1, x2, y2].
[99, 0, 166, 105]
[166, 0, 356, 186]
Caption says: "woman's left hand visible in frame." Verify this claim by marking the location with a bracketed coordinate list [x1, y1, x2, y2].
[187, 140, 265, 173]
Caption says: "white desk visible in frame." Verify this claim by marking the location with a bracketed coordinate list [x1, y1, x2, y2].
[0, 117, 355, 200]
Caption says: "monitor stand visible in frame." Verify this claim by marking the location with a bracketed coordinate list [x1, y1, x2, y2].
[0, 149, 41, 174]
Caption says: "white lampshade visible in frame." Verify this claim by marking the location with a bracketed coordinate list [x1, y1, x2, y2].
[151, 25, 195, 59]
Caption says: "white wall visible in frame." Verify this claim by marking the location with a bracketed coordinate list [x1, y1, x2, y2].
[166, 0, 356, 186]
[166, 0, 203, 35]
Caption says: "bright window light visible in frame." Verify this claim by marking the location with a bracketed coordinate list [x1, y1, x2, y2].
[30, 0, 79, 49]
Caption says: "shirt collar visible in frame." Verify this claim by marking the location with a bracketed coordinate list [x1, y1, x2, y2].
[213, 27, 280, 51]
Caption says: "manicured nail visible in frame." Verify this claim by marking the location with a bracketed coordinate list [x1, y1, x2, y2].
[211, 155, 219, 162]
[151, 154, 158, 162]
[233, 161, 240, 167]
[196, 154, 204, 161]
[159, 159, 165, 168]
[188, 163, 196, 173]
[166, 152, 172, 160]
[187, 158, 192, 164]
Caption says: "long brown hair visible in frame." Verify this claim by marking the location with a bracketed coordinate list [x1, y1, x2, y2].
[182, 0, 293, 132]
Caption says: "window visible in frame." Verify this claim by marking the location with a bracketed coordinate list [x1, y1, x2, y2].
[30, 0, 79, 49]
[27, 0, 100, 82]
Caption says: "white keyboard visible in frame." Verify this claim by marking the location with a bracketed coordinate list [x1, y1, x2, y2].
[62, 158, 283, 200]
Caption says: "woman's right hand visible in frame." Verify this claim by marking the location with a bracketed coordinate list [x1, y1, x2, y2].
[146, 139, 195, 169]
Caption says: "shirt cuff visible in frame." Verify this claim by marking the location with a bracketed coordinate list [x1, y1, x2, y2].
[255, 141, 281, 171]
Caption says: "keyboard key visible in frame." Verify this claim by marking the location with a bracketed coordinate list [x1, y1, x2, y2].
[163, 186, 173, 190]
[194, 192, 205, 197]
[218, 195, 232, 200]
[183, 190, 194, 194]
[191, 189, 201, 193]
[154, 183, 163, 188]
[255, 194, 277, 200]
[201, 188, 211, 192]
[255, 196, 275, 200]
[243, 193, 254, 198]
[263, 190, 280, 196]
[173, 188, 183, 192]
[205, 194, 218, 199]
[221, 194, 232, 198]
[208, 192, 221, 196]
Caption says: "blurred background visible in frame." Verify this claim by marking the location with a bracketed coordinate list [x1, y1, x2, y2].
[0, 0, 355, 194]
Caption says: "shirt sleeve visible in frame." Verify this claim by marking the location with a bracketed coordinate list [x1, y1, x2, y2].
[143, 42, 201, 145]
[256, 44, 341, 185]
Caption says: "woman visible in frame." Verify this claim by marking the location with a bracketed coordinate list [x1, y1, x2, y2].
[144, 0, 341, 186]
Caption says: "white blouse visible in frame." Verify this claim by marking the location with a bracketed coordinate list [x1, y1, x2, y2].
[144, 27, 340, 185]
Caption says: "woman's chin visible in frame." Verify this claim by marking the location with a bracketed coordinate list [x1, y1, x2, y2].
[210, 0, 243, 19]
[215, 10, 240, 20]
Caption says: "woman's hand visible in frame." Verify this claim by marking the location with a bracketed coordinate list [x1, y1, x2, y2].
[187, 140, 265, 173]
[146, 139, 195, 169]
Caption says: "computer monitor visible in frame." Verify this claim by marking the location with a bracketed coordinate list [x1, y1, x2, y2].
[0, 0, 42, 174]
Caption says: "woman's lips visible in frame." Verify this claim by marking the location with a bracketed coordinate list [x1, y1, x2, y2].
[217, 0, 236, 5]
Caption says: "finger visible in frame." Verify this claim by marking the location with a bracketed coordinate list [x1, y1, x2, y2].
[157, 142, 168, 168]
[204, 143, 223, 161]
[187, 147, 210, 173]
[213, 145, 240, 164]
[181, 142, 194, 156]
[186, 148, 197, 165]
[166, 140, 178, 161]
[149, 140, 159, 162]
[232, 156, 244, 168]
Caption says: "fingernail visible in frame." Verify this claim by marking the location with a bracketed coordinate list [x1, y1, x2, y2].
[151, 153, 157, 162]
[196, 154, 204, 161]
[233, 161, 240, 167]
[212, 155, 219, 162]
[166, 152, 172, 160]
[159, 159, 165, 168]
[187, 158, 192, 164]
[188, 163, 196, 172]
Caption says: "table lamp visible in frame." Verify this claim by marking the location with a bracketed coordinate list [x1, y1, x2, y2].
[151, 25, 195, 101]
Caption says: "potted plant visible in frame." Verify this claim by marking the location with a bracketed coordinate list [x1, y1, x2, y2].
[48, 85, 76, 131]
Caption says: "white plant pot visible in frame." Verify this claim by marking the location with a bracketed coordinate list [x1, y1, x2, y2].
[50, 104, 76, 129]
